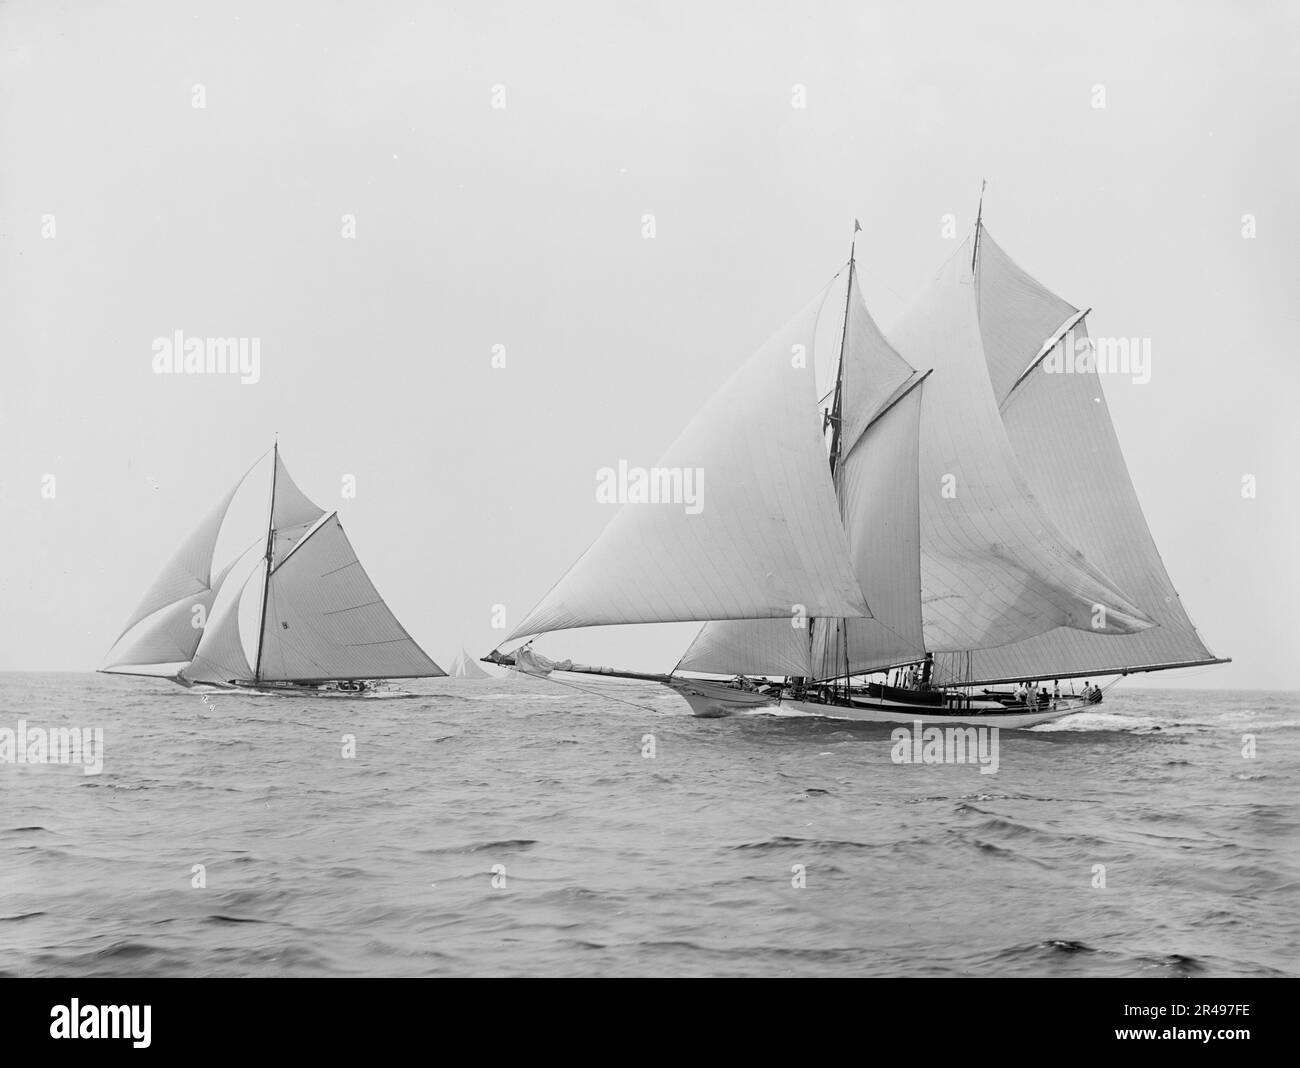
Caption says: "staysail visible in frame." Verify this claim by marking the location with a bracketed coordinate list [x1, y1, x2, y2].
[184, 556, 260, 685]
[931, 227, 1222, 685]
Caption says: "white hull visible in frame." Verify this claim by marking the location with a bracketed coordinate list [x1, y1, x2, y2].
[669, 680, 1080, 728]
[774, 697, 1078, 728]
[666, 678, 779, 718]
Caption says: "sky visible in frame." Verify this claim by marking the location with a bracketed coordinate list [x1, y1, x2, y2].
[1, 0, 1296, 688]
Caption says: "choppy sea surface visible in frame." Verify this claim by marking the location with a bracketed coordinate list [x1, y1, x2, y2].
[1, 672, 1296, 977]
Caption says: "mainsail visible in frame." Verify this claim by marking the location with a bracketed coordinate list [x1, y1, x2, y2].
[255, 514, 442, 681]
[889, 238, 1154, 652]
[102, 445, 444, 686]
[930, 226, 1224, 685]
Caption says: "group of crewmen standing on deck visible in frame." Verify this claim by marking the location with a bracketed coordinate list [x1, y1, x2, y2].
[1011, 679, 1103, 706]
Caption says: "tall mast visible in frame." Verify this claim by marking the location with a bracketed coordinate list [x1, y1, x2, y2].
[971, 179, 987, 275]
[825, 221, 859, 694]
[253, 438, 278, 683]
[828, 221, 859, 481]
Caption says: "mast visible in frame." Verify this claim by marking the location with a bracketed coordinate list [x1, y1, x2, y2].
[253, 438, 278, 684]
[827, 222, 858, 481]
[822, 222, 859, 695]
[971, 179, 986, 274]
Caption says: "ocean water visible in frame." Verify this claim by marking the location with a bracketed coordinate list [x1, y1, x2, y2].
[1, 671, 1296, 978]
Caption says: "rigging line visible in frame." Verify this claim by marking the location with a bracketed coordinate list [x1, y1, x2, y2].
[528, 670, 669, 717]
[856, 263, 909, 307]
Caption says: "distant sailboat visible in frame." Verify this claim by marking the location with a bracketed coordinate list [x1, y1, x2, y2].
[101, 443, 444, 696]
[447, 647, 494, 679]
[487, 210, 1227, 727]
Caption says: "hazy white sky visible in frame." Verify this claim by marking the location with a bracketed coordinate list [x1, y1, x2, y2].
[2, 0, 1296, 687]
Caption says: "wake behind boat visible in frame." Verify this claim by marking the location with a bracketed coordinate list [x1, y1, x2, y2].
[100, 442, 445, 695]
[487, 202, 1227, 728]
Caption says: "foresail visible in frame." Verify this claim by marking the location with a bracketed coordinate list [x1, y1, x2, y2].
[812, 383, 929, 676]
[256, 515, 444, 680]
[678, 618, 813, 677]
[507, 285, 872, 641]
[684, 270, 929, 678]
[888, 242, 1155, 652]
[825, 271, 927, 671]
[936, 232, 1220, 684]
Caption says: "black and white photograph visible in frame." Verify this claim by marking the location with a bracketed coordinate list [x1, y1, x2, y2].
[1, 0, 1296, 1034]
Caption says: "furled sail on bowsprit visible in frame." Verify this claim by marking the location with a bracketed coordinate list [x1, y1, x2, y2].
[929, 225, 1225, 685]
[101, 445, 444, 688]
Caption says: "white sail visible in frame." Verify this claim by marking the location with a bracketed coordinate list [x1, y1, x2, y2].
[102, 591, 219, 673]
[972, 226, 1079, 403]
[887, 240, 1155, 652]
[678, 617, 815, 677]
[456, 648, 492, 679]
[929, 229, 1221, 684]
[255, 514, 444, 681]
[681, 268, 927, 678]
[111, 475, 244, 644]
[184, 559, 260, 685]
[811, 384, 928, 676]
[507, 285, 872, 641]
[270, 452, 326, 569]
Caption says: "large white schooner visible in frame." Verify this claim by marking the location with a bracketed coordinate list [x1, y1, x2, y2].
[487, 212, 1227, 727]
[100, 444, 444, 696]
